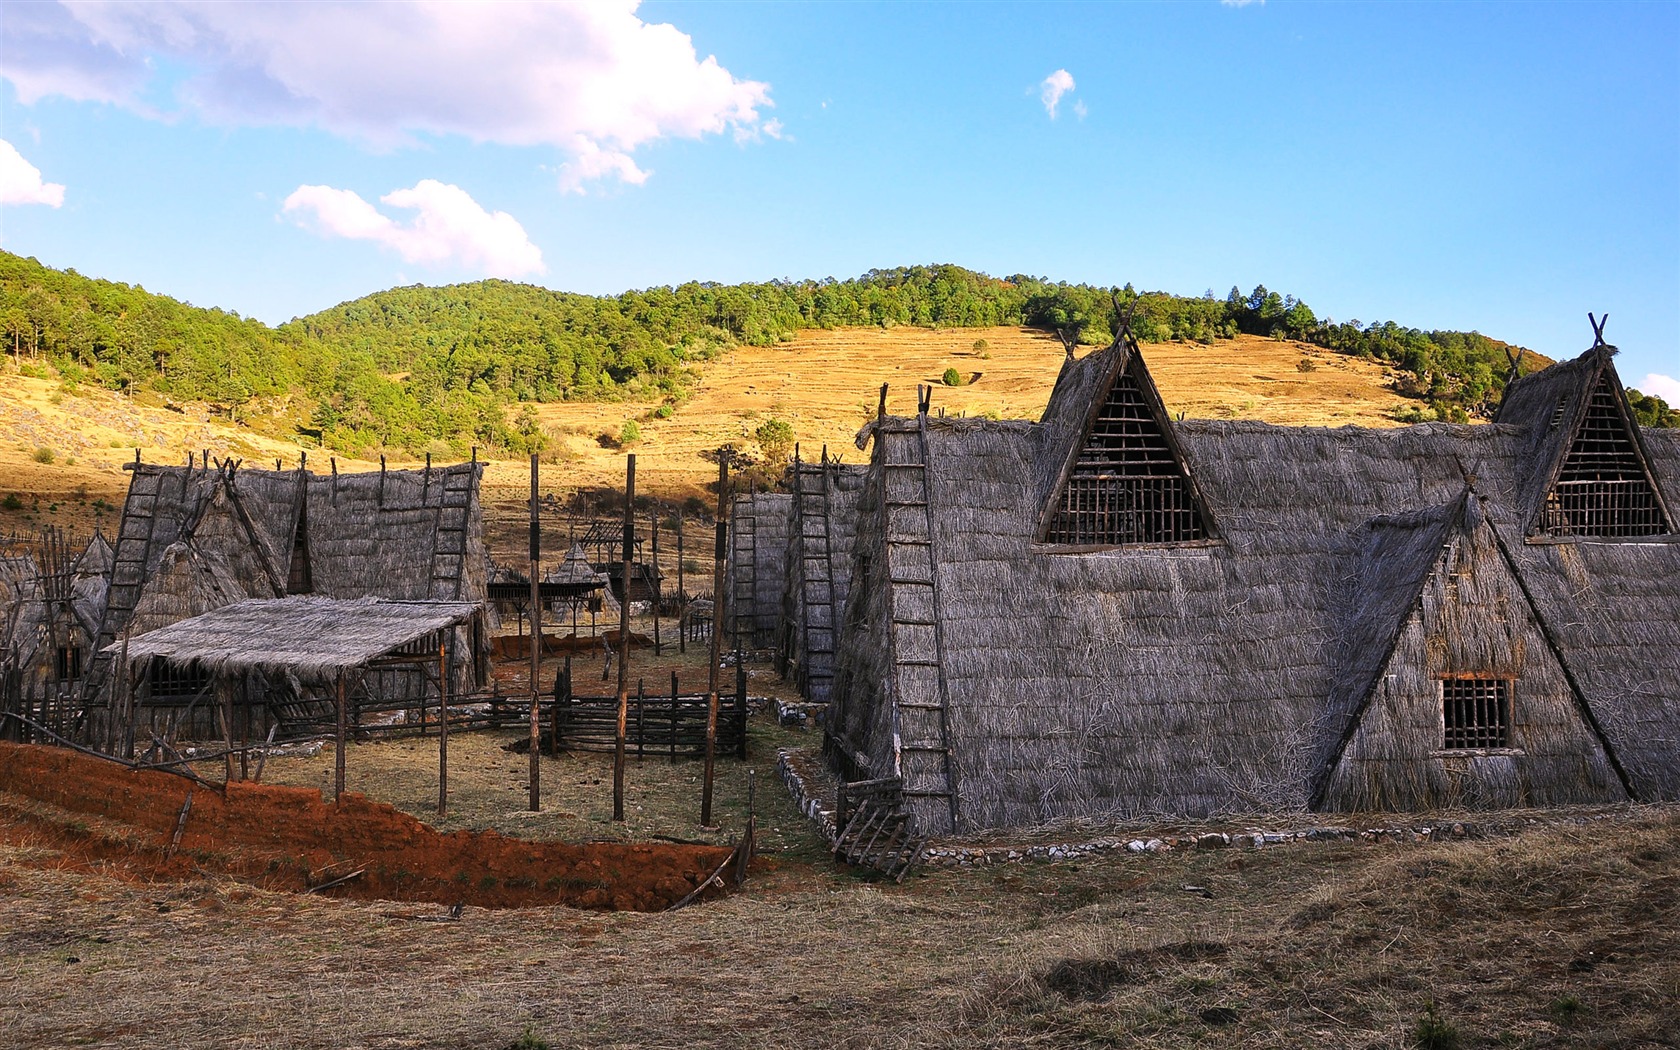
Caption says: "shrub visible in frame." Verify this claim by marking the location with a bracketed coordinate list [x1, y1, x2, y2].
[31, 446, 55, 464]
[942, 367, 963, 387]
[1413, 999, 1461, 1050]
[1, 494, 22, 511]
[1296, 358, 1318, 372]
[619, 420, 641, 445]
[754, 418, 794, 467]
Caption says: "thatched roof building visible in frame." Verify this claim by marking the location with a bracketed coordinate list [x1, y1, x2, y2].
[1, 532, 112, 695]
[776, 453, 867, 702]
[726, 491, 791, 651]
[827, 331, 1680, 834]
[82, 458, 487, 738]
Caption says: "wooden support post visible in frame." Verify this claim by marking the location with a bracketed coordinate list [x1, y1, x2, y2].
[613, 454, 635, 822]
[219, 677, 236, 783]
[635, 678, 645, 758]
[334, 670, 347, 802]
[528, 454, 542, 811]
[702, 455, 729, 827]
[651, 512, 662, 655]
[238, 674, 250, 782]
[676, 511, 686, 655]
[437, 640, 449, 816]
[670, 671, 679, 761]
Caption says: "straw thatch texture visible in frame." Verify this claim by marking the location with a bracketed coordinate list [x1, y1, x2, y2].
[726, 492, 791, 650]
[780, 462, 866, 700]
[88, 460, 488, 707]
[829, 342, 1680, 833]
[113, 596, 480, 678]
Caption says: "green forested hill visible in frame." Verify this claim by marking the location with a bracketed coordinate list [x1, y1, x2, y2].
[2, 252, 1671, 456]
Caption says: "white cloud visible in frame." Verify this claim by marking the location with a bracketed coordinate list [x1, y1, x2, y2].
[1040, 69, 1075, 119]
[1, 1, 775, 191]
[1639, 373, 1680, 403]
[1073, 100, 1088, 121]
[1221, 0, 1265, 7]
[283, 180, 544, 278]
[0, 139, 66, 208]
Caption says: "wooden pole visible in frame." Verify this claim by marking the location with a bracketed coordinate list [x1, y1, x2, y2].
[334, 670, 346, 802]
[613, 454, 635, 822]
[651, 512, 662, 655]
[437, 639, 449, 816]
[528, 454, 541, 811]
[702, 455, 729, 827]
[676, 510, 686, 655]
[220, 677, 236, 783]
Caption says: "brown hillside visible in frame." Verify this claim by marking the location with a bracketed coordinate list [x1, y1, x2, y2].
[0, 328, 1418, 533]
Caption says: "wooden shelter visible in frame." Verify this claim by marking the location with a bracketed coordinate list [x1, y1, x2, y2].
[0, 532, 112, 739]
[109, 596, 480, 785]
[81, 457, 488, 743]
[823, 327, 1680, 834]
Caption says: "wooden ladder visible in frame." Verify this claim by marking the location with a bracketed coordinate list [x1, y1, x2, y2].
[833, 776, 926, 882]
[82, 465, 186, 711]
[794, 451, 839, 704]
[430, 465, 475, 600]
[729, 496, 757, 651]
[880, 396, 959, 832]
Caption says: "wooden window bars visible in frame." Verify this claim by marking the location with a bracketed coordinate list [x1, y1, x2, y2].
[1542, 377, 1667, 537]
[1044, 368, 1207, 546]
[1441, 677, 1510, 750]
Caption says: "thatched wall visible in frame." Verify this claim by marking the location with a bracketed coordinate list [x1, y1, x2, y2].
[1321, 495, 1626, 810]
[725, 492, 790, 650]
[780, 463, 866, 700]
[831, 342, 1680, 832]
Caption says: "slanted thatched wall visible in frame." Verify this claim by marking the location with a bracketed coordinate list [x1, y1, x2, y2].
[1320, 495, 1626, 810]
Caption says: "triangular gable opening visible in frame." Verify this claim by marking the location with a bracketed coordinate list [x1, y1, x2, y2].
[287, 496, 314, 595]
[1540, 368, 1673, 537]
[1040, 346, 1212, 547]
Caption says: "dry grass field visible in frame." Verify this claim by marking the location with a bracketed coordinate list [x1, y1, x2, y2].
[1, 327, 1416, 535]
[2, 730, 1675, 1049]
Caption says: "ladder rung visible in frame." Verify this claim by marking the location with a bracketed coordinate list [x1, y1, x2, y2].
[892, 618, 935, 627]
[885, 500, 928, 508]
[896, 660, 940, 668]
[897, 700, 944, 709]
[885, 462, 925, 470]
[889, 577, 932, 586]
[901, 744, 950, 752]
[900, 789, 951, 797]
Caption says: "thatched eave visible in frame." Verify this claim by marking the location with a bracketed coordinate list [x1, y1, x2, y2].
[108, 596, 481, 678]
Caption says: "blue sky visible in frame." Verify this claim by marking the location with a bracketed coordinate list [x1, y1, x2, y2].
[1, 0, 1676, 395]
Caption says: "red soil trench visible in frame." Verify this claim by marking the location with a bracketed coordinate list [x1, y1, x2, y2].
[0, 742, 744, 911]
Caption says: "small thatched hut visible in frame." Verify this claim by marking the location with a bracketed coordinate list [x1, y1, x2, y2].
[826, 329, 1680, 834]
[83, 458, 488, 742]
[0, 531, 111, 700]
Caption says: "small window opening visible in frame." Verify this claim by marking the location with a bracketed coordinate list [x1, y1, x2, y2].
[55, 645, 82, 681]
[1547, 396, 1568, 431]
[1044, 366, 1208, 546]
[1441, 677, 1510, 750]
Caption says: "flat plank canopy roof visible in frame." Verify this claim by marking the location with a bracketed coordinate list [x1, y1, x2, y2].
[106, 596, 481, 677]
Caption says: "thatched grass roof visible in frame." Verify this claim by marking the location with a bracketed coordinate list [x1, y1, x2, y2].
[111, 596, 480, 677]
[831, 340, 1680, 831]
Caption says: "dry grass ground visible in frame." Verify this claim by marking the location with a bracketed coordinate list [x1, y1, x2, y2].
[1, 745, 1674, 1049]
[1, 328, 1416, 536]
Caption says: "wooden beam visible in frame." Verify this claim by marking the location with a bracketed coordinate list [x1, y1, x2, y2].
[614, 454, 635, 822]
[702, 454, 729, 827]
[528, 454, 542, 811]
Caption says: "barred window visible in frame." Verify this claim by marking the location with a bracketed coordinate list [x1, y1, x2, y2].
[1043, 366, 1208, 546]
[1441, 678, 1510, 750]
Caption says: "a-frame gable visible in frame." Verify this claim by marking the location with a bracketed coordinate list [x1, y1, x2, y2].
[1318, 492, 1629, 811]
[1534, 355, 1674, 537]
[1037, 338, 1215, 548]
